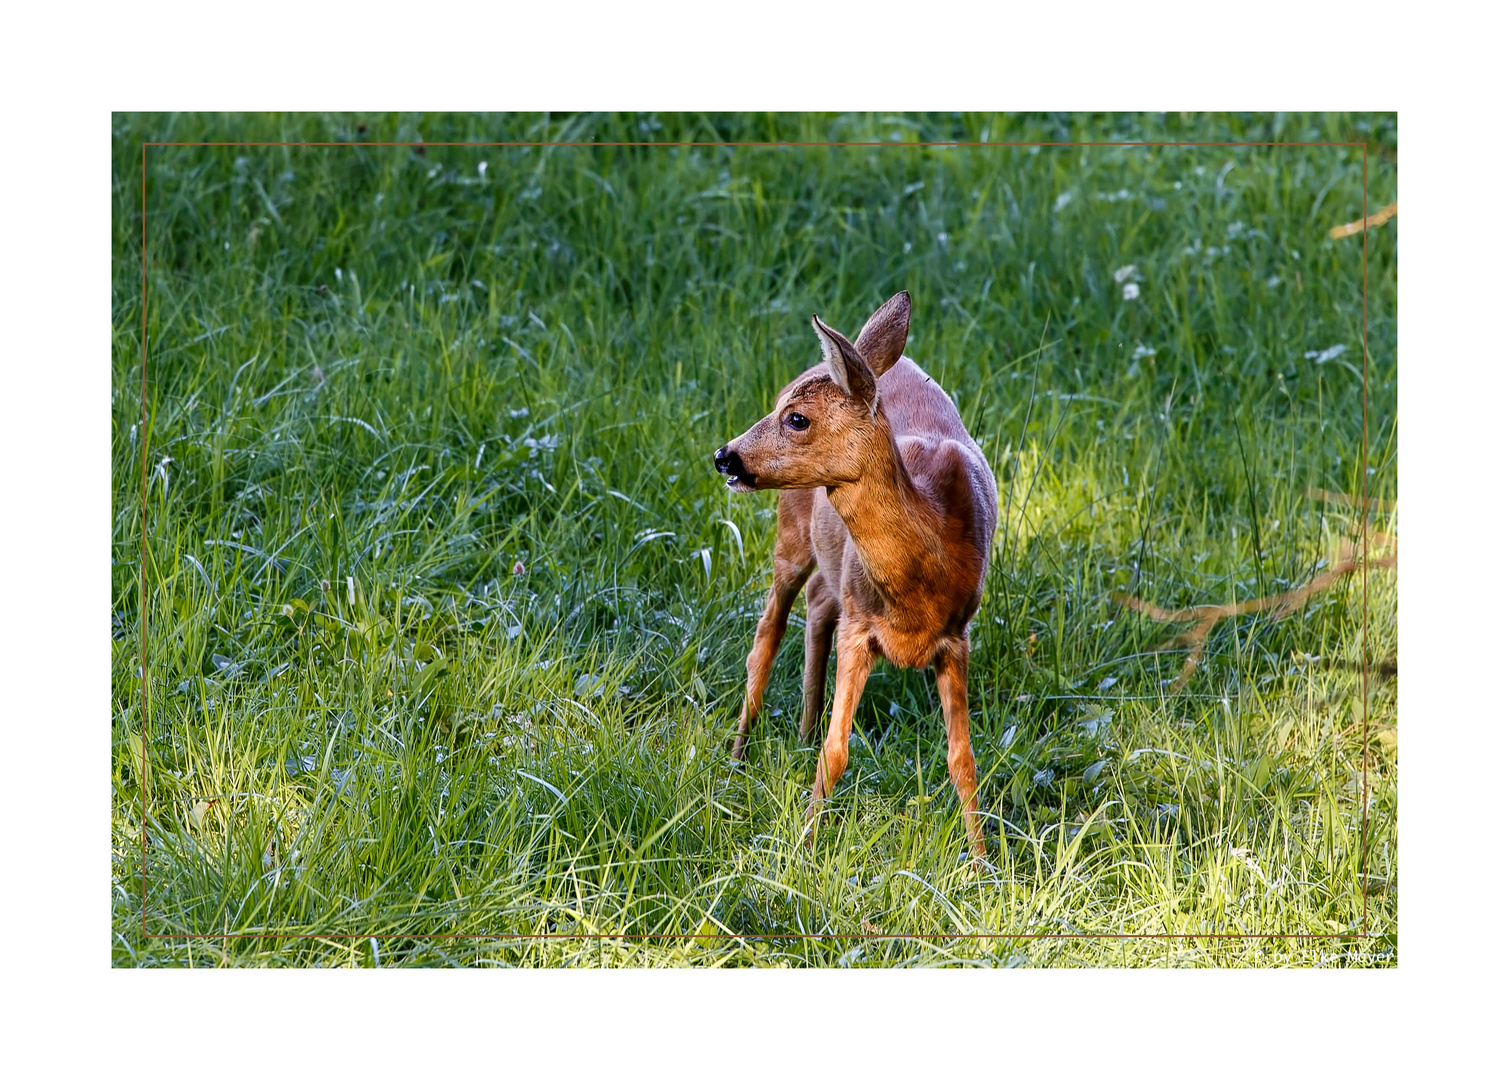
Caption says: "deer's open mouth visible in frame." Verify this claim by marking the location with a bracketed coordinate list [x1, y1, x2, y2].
[725, 473, 757, 492]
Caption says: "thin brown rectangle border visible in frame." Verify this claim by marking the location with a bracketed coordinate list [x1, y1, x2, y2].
[133, 132, 1382, 949]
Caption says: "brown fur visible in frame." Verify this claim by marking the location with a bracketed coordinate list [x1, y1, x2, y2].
[713, 291, 999, 858]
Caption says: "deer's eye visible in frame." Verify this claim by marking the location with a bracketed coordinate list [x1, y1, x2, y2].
[786, 413, 810, 431]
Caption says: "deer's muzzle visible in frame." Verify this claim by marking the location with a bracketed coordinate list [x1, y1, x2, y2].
[713, 445, 757, 491]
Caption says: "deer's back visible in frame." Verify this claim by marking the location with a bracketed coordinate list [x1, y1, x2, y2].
[875, 356, 971, 444]
[876, 356, 996, 534]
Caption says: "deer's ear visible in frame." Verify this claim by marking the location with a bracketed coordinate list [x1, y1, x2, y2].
[812, 314, 877, 411]
[853, 290, 911, 375]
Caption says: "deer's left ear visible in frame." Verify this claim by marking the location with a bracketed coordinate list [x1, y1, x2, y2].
[853, 290, 910, 376]
[812, 314, 877, 413]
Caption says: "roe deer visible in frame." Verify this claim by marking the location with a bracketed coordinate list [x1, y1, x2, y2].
[713, 292, 998, 858]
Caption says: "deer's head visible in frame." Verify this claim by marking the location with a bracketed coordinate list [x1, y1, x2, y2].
[714, 291, 911, 491]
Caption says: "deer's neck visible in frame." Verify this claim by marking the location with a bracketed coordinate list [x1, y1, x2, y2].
[825, 420, 945, 603]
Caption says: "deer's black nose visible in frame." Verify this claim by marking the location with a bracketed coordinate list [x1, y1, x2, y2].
[714, 445, 753, 488]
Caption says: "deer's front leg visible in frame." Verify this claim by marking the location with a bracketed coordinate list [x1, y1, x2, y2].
[935, 637, 986, 860]
[732, 559, 810, 761]
[807, 620, 874, 820]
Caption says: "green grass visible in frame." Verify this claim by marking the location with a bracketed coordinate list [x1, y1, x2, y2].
[111, 111, 1397, 967]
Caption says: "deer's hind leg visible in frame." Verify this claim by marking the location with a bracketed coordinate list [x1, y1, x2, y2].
[799, 571, 839, 742]
[731, 489, 816, 761]
[935, 637, 986, 860]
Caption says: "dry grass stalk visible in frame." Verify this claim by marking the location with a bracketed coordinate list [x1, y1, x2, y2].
[1114, 529, 1397, 693]
[1328, 201, 1398, 240]
[1304, 486, 1396, 513]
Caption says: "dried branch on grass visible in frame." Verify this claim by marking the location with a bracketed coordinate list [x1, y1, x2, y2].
[1303, 486, 1396, 513]
[1114, 504, 1397, 692]
[1328, 201, 1398, 240]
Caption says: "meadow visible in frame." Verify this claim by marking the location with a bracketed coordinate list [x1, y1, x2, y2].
[111, 112, 1397, 967]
